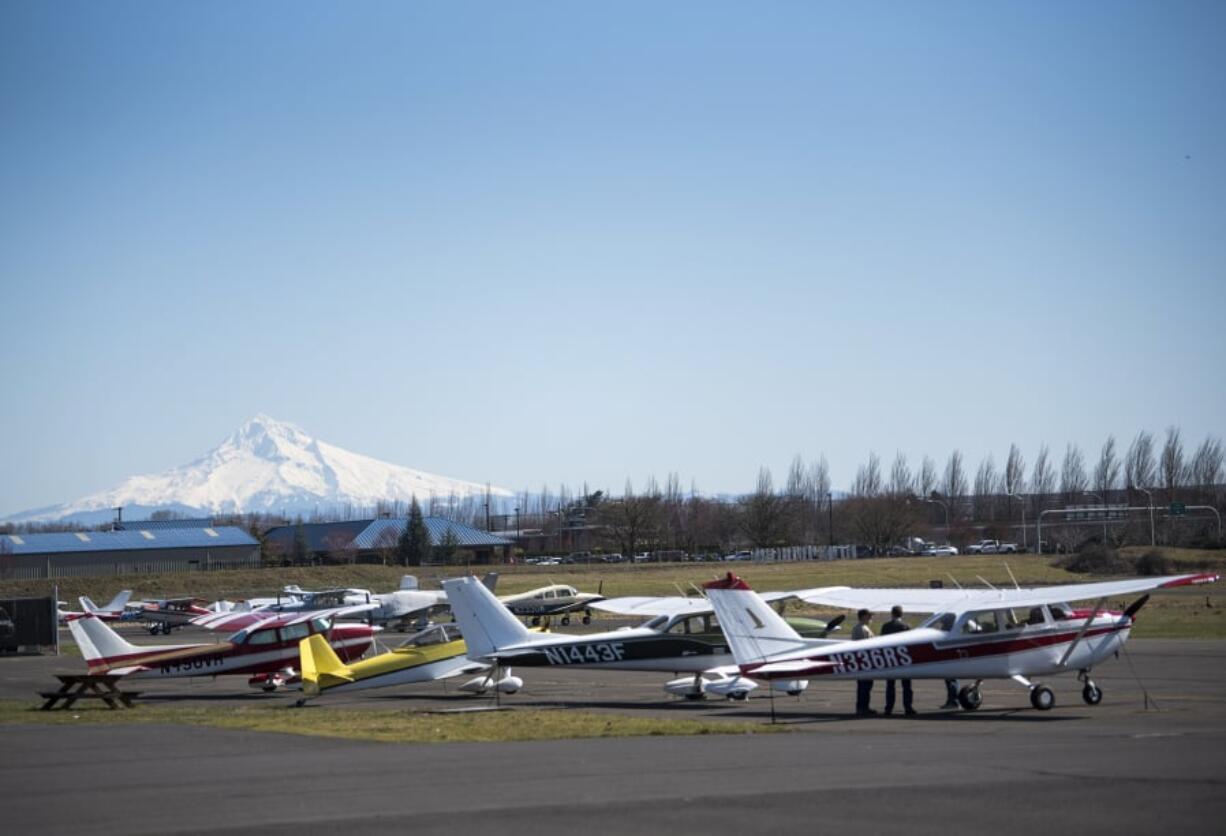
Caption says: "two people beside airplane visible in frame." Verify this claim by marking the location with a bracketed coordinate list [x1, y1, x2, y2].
[853, 605, 917, 716]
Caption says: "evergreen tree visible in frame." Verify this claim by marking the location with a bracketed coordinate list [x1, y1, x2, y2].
[398, 497, 432, 566]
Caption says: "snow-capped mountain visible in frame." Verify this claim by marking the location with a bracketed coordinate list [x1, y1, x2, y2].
[4, 414, 514, 524]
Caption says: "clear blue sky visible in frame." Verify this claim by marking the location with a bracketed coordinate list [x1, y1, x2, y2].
[2, 1, 1224, 515]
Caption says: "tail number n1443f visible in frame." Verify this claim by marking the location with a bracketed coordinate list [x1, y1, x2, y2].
[543, 642, 626, 665]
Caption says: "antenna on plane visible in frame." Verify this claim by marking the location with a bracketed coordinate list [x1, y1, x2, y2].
[946, 573, 963, 589]
[975, 576, 999, 591]
[1004, 562, 1021, 590]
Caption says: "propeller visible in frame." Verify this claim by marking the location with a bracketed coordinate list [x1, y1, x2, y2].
[821, 613, 847, 637]
[1124, 594, 1150, 619]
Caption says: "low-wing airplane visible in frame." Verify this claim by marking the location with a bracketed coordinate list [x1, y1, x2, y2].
[499, 582, 606, 626]
[58, 590, 134, 623]
[442, 575, 820, 700]
[69, 609, 377, 691]
[703, 571, 1219, 712]
[297, 622, 522, 703]
[140, 597, 238, 634]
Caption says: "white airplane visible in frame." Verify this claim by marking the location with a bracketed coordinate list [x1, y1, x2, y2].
[58, 590, 133, 623]
[703, 570, 1219, 712]
[442, 575, 806, 701]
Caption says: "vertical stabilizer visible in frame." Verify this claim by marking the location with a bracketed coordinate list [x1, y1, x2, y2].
[68, 615, 140, 669]
[441, 576, 534, 659]
[704, 574, 811, 664]
[102, 590, 133, 613]
[300, 634, 354, 696]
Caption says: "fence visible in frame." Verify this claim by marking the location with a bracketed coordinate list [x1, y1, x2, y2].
[748, 545, 857, 562]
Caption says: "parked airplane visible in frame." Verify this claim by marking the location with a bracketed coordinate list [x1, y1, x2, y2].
[703, 571, 1219, 711]
[297, 623, 522, 703]
[262, 573, 498, 631]
[141, 597, 238, 634]
[499, 582, 605, 626]
[69, 609, 377, 691]
[442, 576, 808, 700]
[592, 593, 845, 638]
[57, 591, 133, 624]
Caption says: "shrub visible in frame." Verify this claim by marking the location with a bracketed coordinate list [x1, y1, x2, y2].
[1135, 550, 1174, 576]
[1055, 544, 1133, 575]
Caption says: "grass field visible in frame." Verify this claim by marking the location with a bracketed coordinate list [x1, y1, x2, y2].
[0, 700, 779, 744]
[4, 549, 1222, 638]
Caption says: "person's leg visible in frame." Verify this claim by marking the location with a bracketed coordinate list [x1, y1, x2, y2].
[943, 679, 959, 707]
[884, 679, 896, 713]
[902, 679, 914, 713]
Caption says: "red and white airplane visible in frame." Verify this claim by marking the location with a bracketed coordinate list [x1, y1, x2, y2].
[69, 609, 377, 691]
[703, 571, 1219, 711]
[57, 590, 133, 624]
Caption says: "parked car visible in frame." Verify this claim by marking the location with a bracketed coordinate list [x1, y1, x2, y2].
[923, 544, 959, 556]
[966, 539, 1018, 554]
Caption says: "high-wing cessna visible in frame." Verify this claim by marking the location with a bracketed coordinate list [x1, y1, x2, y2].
[442, 576, 837, 700]
[69, 608, 377, 691]
[704, 571, 1219, 711]
[140, 597, 238, 634]
[297, 623, 523, 703]
[58, 590, 134, 624]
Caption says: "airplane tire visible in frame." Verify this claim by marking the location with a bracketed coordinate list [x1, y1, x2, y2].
[684, 692, 705, 701]
[729, 690, 749, 701]
[530, 616, 540, 626]
[1082, 683, 1102, 705]
[582, 615, 591, 625]
[1030, 685, 1055, 711]
[560, 616, 571, 626]
[957, 685, 983, 711]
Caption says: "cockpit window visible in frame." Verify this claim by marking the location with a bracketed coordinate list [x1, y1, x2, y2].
[310, 617, 331, 634]
[922, 612, 956, 632]
[961, 610, 1001, 635]
[642, 615, 669, 631]
[280, 623, 310, 642]
[244, 627, 279, 645]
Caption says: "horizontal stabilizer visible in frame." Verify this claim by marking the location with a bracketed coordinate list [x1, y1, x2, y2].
[300, 634, 355, 694]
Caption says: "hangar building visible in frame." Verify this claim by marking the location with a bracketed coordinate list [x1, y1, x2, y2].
[0, 527, 260, 580]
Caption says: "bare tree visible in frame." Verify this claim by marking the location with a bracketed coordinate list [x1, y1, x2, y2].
[973, 455, 999, 520]
[598, 479, 663, 558]
[1125, 431, 1156, 489]
[1031, 444, 1055, 498]
[917, 455, 938, 498]
[852, 452, 883, 497]
[1004, 443, 1026, 496]
[888, 451, 914, 497]
[1061, 443, 1088, 500]
[1095, 436, 1121, 495]
[944, 450, 967, 502]
[785, 455, 806, 498]
[741, 467, 788, 547]
[1191, 436, 1224, 495]
[1160, 426, 1186, 497]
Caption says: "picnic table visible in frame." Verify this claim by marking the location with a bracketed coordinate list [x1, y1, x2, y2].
[39, 674, 140, 710]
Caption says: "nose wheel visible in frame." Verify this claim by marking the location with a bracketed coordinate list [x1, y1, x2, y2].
[1029, 685, 1055, 710]
[957, 683, 983, 710]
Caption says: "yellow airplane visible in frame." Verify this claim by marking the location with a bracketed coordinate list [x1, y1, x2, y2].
[297, 623, 523, 703]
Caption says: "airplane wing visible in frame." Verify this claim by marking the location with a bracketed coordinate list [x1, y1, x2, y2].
[795, 572, 1219, 613]
[591, 591, 795, 618]
[288, 603, 379, 624]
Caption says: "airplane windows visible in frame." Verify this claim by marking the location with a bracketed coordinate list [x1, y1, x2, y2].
[310, 617, 331, 634]
[923, 613, 956, 632]
[1050, 604, 1070, 620]
[245, 628, 279, 645]
[1026, 607, 1047, 626]
[642, 616, 669, 631]
[280, 623, 310, 642]
[961, 610, 1001, 635]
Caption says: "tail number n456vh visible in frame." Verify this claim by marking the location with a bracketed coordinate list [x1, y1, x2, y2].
[543, 642, 626, 665]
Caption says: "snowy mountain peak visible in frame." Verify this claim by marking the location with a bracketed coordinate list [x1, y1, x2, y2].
[4, 416, 514, 524]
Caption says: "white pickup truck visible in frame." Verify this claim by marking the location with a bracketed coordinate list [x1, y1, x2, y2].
[966, 539, 1019, 554]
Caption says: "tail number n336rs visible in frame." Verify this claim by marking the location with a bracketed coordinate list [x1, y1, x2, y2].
[831, 646, 913, 674]
[543, 642, 626, 665]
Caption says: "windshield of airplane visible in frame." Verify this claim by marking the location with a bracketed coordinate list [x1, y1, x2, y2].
[404, 624, 462, 647]
[642, 615, 669, 631]
[310, 617, 331, 634]
[920, 612, 956, 632]
[231, 626, 279, 645]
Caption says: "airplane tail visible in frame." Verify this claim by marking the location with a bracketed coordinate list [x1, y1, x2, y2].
[102, 590, 133, 613]
[480, 572, 498, 593]
[704, 573, 814, 665]
[68, 614, 140, 669]
[79, 596, 100, 613]
[441, 576, 533, 659]
[299, 634, 354, 696]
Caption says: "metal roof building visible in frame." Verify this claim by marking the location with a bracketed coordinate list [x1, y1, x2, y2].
[352, 518, 512, 551]
[0, 527, 260, 580]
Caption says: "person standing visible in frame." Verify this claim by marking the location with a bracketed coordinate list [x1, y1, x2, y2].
[851, 608, 876, 716]
[881, 605, 916, 715]
[943, 679, 960, 709]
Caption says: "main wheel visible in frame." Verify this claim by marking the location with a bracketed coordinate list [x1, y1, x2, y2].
[581, 614, 592, 625]
[1082, 682, 1103, 705]
[1030, 685, 1055, 710]
[530, 616, 540, 626]
[560, 616, 571, 626]
[957, 685, 983, 711]
[729, 690, 750, 702]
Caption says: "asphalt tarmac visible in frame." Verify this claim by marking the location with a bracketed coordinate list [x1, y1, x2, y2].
[3, 633, 1225, 834]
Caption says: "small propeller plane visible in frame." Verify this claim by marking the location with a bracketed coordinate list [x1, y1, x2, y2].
[442, 576, 838, 700]
[297, 622, 524, 703]
[498, 582, 606, 626]
[140, 597, 238, 634]
[57, 590, 134, 624]
[69, 608, 377, 691]
[703, 570, 1219, 712]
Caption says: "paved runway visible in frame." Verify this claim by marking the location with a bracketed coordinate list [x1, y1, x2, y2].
[3, 637, 1225, 833]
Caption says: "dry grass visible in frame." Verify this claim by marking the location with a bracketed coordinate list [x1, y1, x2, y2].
[0, 700, 779, 744]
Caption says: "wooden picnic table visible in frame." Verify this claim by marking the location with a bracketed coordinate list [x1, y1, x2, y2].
[39, 674, 140, 710]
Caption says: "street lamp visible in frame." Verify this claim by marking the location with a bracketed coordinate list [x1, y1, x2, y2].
[1135, 487, 1155, 547]
[923, 495, 950, 543]
[1008, 493, 1027, 551]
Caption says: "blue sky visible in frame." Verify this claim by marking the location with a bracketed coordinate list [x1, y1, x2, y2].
[2, 1, 1224, 515]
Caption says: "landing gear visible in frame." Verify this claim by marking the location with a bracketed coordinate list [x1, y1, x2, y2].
[957, 683, 983, 711]
[1079, 670, 1102, 705]
[560, 615, 571, 626]
[1030, 685, 1055, 710]
[581, 610, 592, 625]
[530, 616, 541, 626]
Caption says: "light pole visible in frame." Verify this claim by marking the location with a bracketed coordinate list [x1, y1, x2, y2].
[1083, 491, 1108, 544]
[1135, 487, 1155, 547]
[923, 496, 950, 543]
[1008, 493, 1027, 551]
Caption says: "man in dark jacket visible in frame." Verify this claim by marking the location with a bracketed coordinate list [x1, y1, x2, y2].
[882, 605, 916, 715]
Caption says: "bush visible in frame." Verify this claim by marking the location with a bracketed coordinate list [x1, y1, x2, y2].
[1055, 544, 1133, 575]
[1135, 550, 1175, 576]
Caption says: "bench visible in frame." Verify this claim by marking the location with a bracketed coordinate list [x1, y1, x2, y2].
[39, 674, 141, 710]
